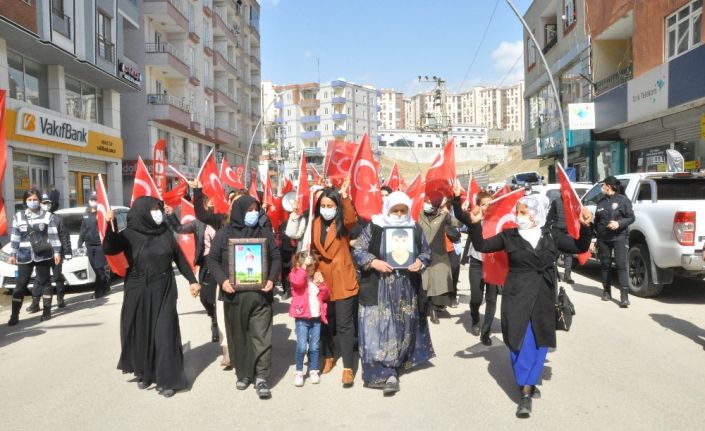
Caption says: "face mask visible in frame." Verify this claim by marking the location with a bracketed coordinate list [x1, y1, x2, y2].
[89, 200, 97, 208]
[40, 203, 51, 212]
[516, 215, 534, 230]
[244, 210, 259, 227]
[150, 210, 163, 225]
[389, 214, 407, 225]
[423, 203, 435, 214]
[27, 201, 39, 210]
[320, 207, 337, 221]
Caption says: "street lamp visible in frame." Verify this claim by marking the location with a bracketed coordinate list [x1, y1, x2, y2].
[245, 95, 281, 187]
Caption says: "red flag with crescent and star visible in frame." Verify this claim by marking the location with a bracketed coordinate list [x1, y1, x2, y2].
[384, 162, 405, 191]
[130, 156, 162, 206]
[464, 175, 482, 210]
[176, 198, 197, 272]
[296, 152, 310, 216]
[492, 184, 512, 199]
[557, 162, 591, 265]
[349, 134, 382, 221]
[163, 177, 188, 208]
[482, 188, 525, 285]
[424, 138, 456, 198]
[281, 178, 294, 195]
[220, 159, 245, 189]
[96, 174, 128, 277]
[325, 140, 357, 182]
[310, 165, 322, 184]
[404, 174, 425, 222]
[248, 174, 259, 201]
[197, 150, 230, 214]
[263, 172, 274, 208]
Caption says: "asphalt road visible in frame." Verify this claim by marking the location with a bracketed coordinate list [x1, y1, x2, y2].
[1, 262, 704, 430]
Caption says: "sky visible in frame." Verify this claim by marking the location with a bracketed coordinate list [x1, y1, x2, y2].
[259, 0, 533, 96]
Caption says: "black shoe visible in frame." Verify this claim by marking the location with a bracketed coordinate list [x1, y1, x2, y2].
[7, 315, 19, 326]
[236, 377, 252, 390]
[137, 380, 149, 390]
[516, 394, 532, 418]
[470, 323, 481, 336]
[26, 303, 40, 314]
[211, 324, 219, 343]
[619, 291, 630, 308]
[531, 386, 541, 399]
[40, 313, 51, 322]
[57, 300, 66, 309]
[382, 377, 400, 396]
[449, 298, 459, 308]
[564, 277, 575, 284]
[602, 291, 611, 301]
[282, 291, 291, 300]
[429, 309, 439, 324]
[160, 388, 175, 398]
[255, 380, 271, 399]
[480, 330, 492, 346]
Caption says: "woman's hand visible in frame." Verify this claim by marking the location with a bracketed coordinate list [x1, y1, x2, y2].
[579, 207, 593, 226]
[313, 271, 324, 285]
[469, 205, 483, 224]
[370, 259, 393, 274]
[607, 220, 620, 230]
[8, 256, 16, 265]
[453, 184, 463, 198]
[105, 210, 114, 223]
[290, 200, 299, 215]
[340, 177, 351, 199]
[189, 178, 202, 188]
[408, 259, 424, 272]
[222, 279, 235, 294]
[589, 241, 597, 254]
[189, 283, 201, 298]
[261, 280, 274, 293]
[54, 254, 61, 266]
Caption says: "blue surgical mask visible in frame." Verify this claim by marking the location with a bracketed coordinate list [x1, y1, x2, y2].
[27, 201, 39, 210]
[244, 210, 259, 227]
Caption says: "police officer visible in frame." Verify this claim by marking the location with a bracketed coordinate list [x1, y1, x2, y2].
[593, 176, 635, 308]
[26, 194, 72, 312]
[77, 192, 110, 299]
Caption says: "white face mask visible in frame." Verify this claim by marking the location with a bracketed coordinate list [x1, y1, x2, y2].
[150, 210, 164, 225]
[320, 207, 337, 221]
[423, 203, 434, 214]
[516, 215, 534, 230]
[89, 200, 97, 208]
[40, 203, 51, 212]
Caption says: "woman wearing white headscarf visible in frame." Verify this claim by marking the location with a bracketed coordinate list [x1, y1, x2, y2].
[461, 191, 593, 418]
[352, 192, 435, 396]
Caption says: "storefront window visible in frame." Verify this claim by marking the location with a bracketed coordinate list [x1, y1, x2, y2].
[187, 141, 199, 167]
[12, 152, 52, 211]
[169, 135, 186, 164]
[7, 50, 49, 107]
[630, 145, 671, 172]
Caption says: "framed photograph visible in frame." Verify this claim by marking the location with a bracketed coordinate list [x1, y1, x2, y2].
[382, 226, 416, 269]
[228, 238, 268, 291]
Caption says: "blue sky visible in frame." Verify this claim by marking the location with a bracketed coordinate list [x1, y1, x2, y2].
[259, 0, 533, 95]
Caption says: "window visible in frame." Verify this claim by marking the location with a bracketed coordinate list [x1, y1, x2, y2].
[51, 0, 70, 38]
[97, 11, 114, 62]
[666, 0, 702, 60]
[7, 51, 49, 108]
[527, 38, 537, 68]
[65, 76, 103, 124]
[563, 0, 577, 30]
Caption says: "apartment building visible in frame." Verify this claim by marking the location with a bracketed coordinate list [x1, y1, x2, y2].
[120, 0, 261, 202]
[0, 0, 141, 209]
[378, 89, 406, 130]
[274, 80, 378, 181]
[590, 0, 705, 174]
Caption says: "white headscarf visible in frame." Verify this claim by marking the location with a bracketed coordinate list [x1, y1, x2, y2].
[371, 191, 413, 227]
[516, 194, 550, 248]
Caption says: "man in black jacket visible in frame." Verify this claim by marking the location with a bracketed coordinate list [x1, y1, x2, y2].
[77, 192, 109, 299]
[594, 176, 635, 307]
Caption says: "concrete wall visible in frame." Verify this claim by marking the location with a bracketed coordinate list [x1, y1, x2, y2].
[382, 146, 509, 165]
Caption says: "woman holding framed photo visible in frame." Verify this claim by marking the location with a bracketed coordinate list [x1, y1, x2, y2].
[353, 191, 434, 395]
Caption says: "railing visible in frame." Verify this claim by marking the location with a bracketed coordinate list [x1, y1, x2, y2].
[190, 111, 200, 124]
[215, 123, 238, 136]
[331, 96, 347, 104]
[97, 36, 115, 63]
[595, 64, 633, 96]
[52, 7, 71, 38]
[215, 84, 237, 104]
[205, 117, 214, 129]
[145, 42, 189, 65]
[204, 77, 213, 89]
[542, 36, 558, 54]
[189, 66, 199, 79]
[147, 93, 191, 113]
[332, 113, 347, 121]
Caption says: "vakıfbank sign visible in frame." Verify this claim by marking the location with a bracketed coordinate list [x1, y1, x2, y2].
[15, 107, 88, 147]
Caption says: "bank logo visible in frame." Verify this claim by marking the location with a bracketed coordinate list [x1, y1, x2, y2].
[22, 113, 36, 131]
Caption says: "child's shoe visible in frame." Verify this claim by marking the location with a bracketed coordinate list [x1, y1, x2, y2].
[309, 370, 320, 384]
[294, 371, 304, 387]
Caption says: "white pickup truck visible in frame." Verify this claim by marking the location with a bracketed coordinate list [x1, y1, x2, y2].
[581, 172, 705, 297]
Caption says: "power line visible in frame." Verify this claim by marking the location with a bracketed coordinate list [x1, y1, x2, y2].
[497, 53, 523, 88]
[457, 0, 501, 92]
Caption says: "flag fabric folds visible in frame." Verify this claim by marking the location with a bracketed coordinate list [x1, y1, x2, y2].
[176, 198, 197, 272]
[481, 188, 525, 286]
[96, 174, 128, 277]
[349, 134, 382, 221]
[130, 156, 162, 206]
[197, 150, 230, 214]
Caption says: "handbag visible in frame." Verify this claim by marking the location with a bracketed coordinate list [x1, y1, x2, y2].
[23, 212, 53, 256]
[555, 286, 575, 331]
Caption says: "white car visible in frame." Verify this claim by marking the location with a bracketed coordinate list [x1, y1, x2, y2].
[0, 206, 129, 290]
[528, 183, 592, 204]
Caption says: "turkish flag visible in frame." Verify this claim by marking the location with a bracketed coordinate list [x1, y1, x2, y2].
[248, 174, 259, 202]
[281, 178, 294, 195]
[425, 138, 456, 198]
[163, 177, 188, 208]
[325, 140, 357, 181]
[384, 162, 404, 191]
[557, 162, 591, 265]
[350, 134, 382, 221]
[197, 150, 230, 214]
[152, 139, 167, 196]
[263, 172, 274, 208]
[492, 184, 512, 199]
[96, 174, 128, 277]
[220, 159, 245, 189]
[404, 174, 425, 222]
[176, 198, 197, 272]
[0, 90, 8, 236]
[464, 175, 482, 210]
[130, 156, 162, 205]
[296, 152, 310, 216]
[482, 188, 525, 285]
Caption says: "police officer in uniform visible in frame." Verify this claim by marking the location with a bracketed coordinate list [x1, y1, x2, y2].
[593, 176, 635, 308]
[77, 192, 110, 299]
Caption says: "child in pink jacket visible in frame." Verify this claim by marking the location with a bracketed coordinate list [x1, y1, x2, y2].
[289, 251, 330, 387]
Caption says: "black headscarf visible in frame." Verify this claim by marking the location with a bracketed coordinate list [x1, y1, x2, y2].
[230, 194, 260, 237]
[127, 196, 168, 236]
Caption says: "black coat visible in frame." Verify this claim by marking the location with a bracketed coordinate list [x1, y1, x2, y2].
[77, 211, 101, 247]
[469, 222, 591, 351]
[55, 214, 72, 256]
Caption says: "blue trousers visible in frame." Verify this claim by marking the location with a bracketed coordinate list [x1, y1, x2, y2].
[295, 318, 321, 372]
[509, 321, 548, 386]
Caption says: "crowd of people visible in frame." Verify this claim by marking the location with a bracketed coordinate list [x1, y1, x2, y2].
[10, 171, 696, 418]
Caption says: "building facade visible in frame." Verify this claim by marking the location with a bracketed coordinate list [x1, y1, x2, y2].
[120, 0, 261, 203]
[0, 0, 141, 210]
[274, 80, 379, 181]
[378, 88, 406, 130]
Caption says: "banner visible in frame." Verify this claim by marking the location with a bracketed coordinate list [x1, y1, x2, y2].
[152, 138, 167, 196]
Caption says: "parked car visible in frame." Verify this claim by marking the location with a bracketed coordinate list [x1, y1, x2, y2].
[506, 171, 544, 187]
[0, 206, 129, 290]
[581, 172, 705, 297]
[529, 183, 592, 203]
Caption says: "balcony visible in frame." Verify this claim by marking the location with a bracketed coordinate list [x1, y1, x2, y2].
[274, 116, 283, 124]
[331, 80, 346, 88]
[300, 131, 321, 140]
[214, 86, 238, 111]
[332, 113, 347, 121]
[189, 66, 200, 86]
[188, 22, 200, 44]
[250, 54, 260, 67]
[52, 7, 71, 38]
[595, 64, 633, 96]
[332, 129, 346, 138]
[274, 100, 283, 109]
[145, 42, 189, 79]
[147, 93, 191, 127]
[213, 48, 238, 77]
[203, 38, 213, 56]
[300, 115, 320, 124]
[303, 146, 324, 157]
[299, 98, 320, 108]
[215, 125, 238, 144]
[331, 96, 347, 105]
[143, 0, 189, 33]
[204, 77, 214, 95]
[203, 0, 213, 17]
[213, 8, 240, 43]
[97, 36, 115, 63]
[190, 112, 201, 130]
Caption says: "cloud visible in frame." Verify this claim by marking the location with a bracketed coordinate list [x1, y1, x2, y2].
[304, 50, 312, 59]
[490, 40, 524, 85]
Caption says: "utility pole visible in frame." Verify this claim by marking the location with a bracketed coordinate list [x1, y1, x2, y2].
[417, 75, 450, 144]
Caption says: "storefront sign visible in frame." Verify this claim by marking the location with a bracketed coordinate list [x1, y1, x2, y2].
[118, 61, 142, 86]
[628, 64, 669, 123]
[123, 160, 153, 176]
[15, 107, 88, 147]
[568, 103, 595, 130]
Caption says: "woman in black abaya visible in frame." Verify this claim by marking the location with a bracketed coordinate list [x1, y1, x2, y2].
[103, 196, 200, 398]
